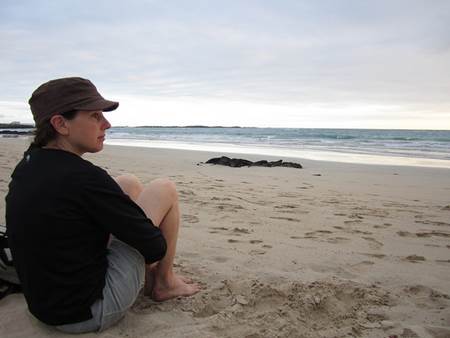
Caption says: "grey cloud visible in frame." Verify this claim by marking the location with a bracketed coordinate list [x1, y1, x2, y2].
[1, 0, 450, 121]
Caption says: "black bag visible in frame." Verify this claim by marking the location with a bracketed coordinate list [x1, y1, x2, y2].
[0, 225, 22, 299]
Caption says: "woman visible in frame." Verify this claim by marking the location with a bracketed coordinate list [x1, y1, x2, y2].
[5, 77, 199, 333]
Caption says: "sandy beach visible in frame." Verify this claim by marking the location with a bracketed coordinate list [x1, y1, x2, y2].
[0, 137, 449, 338]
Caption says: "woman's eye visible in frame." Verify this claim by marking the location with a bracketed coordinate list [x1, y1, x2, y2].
[92, 113, 101, 120]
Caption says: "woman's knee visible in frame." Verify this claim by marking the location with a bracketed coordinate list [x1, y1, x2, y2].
[136, 178, 178, 226]
[148, 178, 178, 201]
[114, 174, 144, 201]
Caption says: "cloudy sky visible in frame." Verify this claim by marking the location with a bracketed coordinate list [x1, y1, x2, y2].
[1, 0, 449, 129]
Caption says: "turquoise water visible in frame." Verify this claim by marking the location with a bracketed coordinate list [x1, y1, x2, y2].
[105, 127, 450, 167]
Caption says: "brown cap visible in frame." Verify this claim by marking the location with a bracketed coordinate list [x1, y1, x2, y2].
[29, 77, 119, 125]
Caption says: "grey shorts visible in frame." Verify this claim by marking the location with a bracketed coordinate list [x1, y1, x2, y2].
[55, 239, 145, 333]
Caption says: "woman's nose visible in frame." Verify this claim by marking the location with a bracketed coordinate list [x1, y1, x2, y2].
[103, 117, 111, 130]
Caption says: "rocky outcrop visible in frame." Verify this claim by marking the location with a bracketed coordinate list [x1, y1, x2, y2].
[0, 130, 32, 135]
[204, 156, 302, 169]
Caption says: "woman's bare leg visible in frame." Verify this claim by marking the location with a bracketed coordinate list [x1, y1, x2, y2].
[114, 174, 199, 301]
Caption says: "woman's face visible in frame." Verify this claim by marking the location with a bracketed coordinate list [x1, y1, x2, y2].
[65, 110, 111, 155]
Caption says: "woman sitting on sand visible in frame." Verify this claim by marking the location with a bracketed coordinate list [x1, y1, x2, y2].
[5, 77, 199, 333]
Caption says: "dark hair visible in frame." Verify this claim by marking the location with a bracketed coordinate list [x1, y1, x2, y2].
[30, 110, 78, 148]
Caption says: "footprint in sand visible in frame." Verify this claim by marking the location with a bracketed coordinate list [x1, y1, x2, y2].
[233, 227, 251, 234]
[350, 260, 375, 271]
[404, 285, 449, 298]
[179, 189, 196, 196]
[216, 203, 245, 212]
[249, 249, 266, 255]
[209, 226, 252, 237]
[403, 255, 426, 263]
[397, 231, 415, 238]
[302, 233, 318, 239]
[274, 204, 298, 211]
[212, 256, 229, 263]
[182, 214, 199, 224]
[362, 253, 386, 259]
[415, 220, 450, 227]
[306, 230, 333, 235]
[269, 216, 302, 222]
[402, 284, 450, 313]
[362, 237, 383, 249]
[211, 196, 232, 201]
[344, 220, 362, 225]
[296, 230, 350, 244]
[373, 223, 392, 229]
[278, 192, 298, 198]
[210, 226, 229, 231]
[297, 185, 313, 190]
[351, 229, 373, 235]
[326, 236, 350, 244]
[416, 231, 450, 238]
[274, 210, 296, 214]
[354, 207, 390, 218]
[249, 240, 263, 244]
[348, 213, 364, 220]
[274, 204, 305, 214]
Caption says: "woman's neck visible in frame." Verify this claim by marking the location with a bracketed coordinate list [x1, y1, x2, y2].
[43, 139, 83, 156]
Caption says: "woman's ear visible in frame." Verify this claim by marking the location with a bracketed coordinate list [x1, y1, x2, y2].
[49, 115, 70, 136]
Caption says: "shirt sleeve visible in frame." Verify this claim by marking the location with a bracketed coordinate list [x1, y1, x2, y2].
[80, 166, 167, 264]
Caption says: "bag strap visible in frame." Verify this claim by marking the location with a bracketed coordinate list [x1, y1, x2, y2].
[0, 227, 14, 268]
[0, 226, 21, 287]
[0, 281, 22, 299]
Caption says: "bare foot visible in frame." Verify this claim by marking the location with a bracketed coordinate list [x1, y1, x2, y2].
[179, 275, 194, 284]
[152, 274, 200, 302]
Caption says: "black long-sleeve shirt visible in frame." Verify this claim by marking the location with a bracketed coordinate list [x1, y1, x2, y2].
[5, 146, 166, 325]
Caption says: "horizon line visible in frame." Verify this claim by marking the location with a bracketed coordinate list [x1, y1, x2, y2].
[1, 122, 449, 132]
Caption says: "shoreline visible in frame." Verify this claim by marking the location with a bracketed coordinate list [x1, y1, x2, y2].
[105, 138, 450, 169]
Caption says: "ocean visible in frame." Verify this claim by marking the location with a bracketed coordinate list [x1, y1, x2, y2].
[103, 127, 450, 168]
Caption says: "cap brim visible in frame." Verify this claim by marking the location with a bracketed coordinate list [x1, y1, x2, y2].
[74, 98, 119, 112]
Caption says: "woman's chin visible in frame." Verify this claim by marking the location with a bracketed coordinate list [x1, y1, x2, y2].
[85, 144, 103, 154]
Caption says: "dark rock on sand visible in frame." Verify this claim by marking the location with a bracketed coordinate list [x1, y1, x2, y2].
[281, 162, 303, 169]
[206, 156, 252, 167]
[253, 160, 270, 167]
[205, 156, 302, 169]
